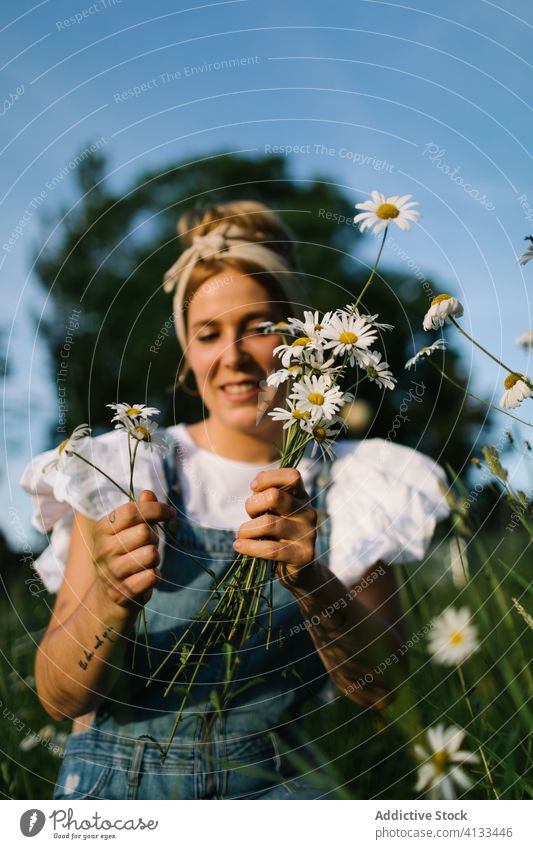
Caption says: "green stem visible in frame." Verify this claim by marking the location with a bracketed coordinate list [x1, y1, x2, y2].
[351, 226, 388, 311]
[449, 318, 520, 378]
[428, 362, 533, 429]
[457, 666, 499, 800]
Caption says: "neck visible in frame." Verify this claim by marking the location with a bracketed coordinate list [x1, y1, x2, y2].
[189, 418, 284, 463]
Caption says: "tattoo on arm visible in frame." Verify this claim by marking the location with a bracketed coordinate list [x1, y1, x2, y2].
[78, 626, 116, 671]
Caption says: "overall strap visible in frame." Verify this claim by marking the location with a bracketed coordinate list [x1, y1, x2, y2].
[311, 456, 334, 558]
[162, 431, 184, 514]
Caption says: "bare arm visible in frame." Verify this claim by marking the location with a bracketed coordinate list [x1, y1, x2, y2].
[35, 491, 175, 721]
[281, 559, 407, 708]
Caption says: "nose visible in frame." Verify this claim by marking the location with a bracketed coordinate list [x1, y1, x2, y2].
[220, 331, 252, 368]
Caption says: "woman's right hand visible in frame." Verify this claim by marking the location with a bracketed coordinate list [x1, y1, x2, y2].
[91, 489, 176, 613]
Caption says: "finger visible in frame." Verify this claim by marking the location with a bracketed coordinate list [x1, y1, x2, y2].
[250, 468, 308, 500]
[117, 568, 161, 604]
[244, 486, 305, 519]
[110, 522, 160, 555]
[101, 495, 175, 534]
[113, 544, 161, 578]
[232, 536, 299, 562]
[236, 514, 294, 540]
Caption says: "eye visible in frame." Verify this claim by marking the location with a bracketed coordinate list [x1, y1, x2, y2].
[198, 332, 218, 342]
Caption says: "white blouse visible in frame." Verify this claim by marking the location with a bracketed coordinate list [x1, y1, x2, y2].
[20, 423, 450, 593]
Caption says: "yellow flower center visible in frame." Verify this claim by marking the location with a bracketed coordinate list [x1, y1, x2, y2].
[367, 366, 378, 378]
[288, 365, 301, 372]
[314, 322, 322, 330]
[431, 293, 452, 306]
[291, 337, 311, 347]
[126, 407, 143, 416]
[307, 392, 325, 406]
[421, 347, 430, 354]
[292, 409, 311, 420]
[376, 202, 399, 220]
[134, 426, 150, 441]
[339, 331, 358, 345]
[504, 373, 521, 390]
[313, 426, 327, 442]
[431, 750, 450, 773]
[449, 631, 464, 645]
[58, 439, 69, 455]
[274, 321, 287, 327]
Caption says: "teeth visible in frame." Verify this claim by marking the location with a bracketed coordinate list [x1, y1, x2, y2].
[223, 383, 257, 395]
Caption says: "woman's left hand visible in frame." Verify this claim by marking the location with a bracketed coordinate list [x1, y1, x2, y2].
[232, 468, 318, 586]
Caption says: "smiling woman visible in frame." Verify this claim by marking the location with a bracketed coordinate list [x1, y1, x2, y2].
[21, 200, 449, 800]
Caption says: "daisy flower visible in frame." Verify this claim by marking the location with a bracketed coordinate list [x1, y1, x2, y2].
[255, 319, 294, 335]
[427, 606, 480, 667]
[302, 416, 347, 460]
[516, 236, 533, 266]
[107, 402, 160, 426]
[516, 331, 533, 351]
[120, 416, 168, 453]
[289, 374, 350, 422]
[273, 335, 322, 369]
[266, 364, 304, 388]
[43, 424, 92, 472]
[423, 294, 464, 331]
[320, 310, 378, 367]
[500, 373, 532, 409]
[405, 338, 447, 370]
[364, 351, 396, 390]
[353, 191, 420, 235]
[287, 309, 333, 343]
[414, 724, 480, 800]
[358, 312, 395, 331]
[269, 399, 312, 430]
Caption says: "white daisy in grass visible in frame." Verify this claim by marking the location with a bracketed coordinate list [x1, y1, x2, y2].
[289, 374, 350, 422]
[273, 335, 323, 368]
[427, 606, 479, 667]
[364, 351, 396, 390]
[414, 724, 480, 800]
[320, 310, 378, 367]
[353, 191, 420, 235]
[423, 294, 464, 331]
[287, 309, 333, 343]
[269, 399, 312, 430]
[516, 236, 533, 266]
[43, 424, 92, 472]
[405, 338, 447, 370]
[516, 330, 533, 350]
[121, 416, 168, 453]
[107, 402, 160, 426]
[500, 373, 532, 409]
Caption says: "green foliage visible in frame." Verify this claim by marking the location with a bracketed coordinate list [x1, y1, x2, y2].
[34, 146, 483, 468]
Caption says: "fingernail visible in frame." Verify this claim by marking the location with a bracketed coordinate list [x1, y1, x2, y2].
[250, 478, 258, 489]
[233, 539, 242, 549]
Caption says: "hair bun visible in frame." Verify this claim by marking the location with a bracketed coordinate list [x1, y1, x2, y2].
[176, 200, 302, 270]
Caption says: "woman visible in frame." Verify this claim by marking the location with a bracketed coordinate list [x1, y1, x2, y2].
[21, 200, 449, 799]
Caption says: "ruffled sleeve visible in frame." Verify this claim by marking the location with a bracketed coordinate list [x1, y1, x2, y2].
[19, 431, 168, 594]
[326, 438, 450, 585]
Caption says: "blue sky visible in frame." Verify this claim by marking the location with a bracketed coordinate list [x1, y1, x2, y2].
[1, 0, 532, 547]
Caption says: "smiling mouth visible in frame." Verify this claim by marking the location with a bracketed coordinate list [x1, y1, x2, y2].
[219, 379, 262, 397]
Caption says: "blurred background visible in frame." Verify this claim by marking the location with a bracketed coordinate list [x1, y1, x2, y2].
[1, 0, 532, 799]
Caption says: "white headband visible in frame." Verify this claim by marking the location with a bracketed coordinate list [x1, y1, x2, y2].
[162, 222, 308, 350]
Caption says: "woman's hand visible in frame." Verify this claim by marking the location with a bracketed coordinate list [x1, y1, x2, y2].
[92, 489, 176, 612]
[232, 468, 318, 587]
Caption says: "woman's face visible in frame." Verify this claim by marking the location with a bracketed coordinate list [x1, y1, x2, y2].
[185, 269, 286, 435]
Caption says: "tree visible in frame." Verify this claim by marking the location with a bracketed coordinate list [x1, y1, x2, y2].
[33, 147, 484, 469]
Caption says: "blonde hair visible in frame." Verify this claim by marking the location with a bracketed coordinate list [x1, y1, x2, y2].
[175, 200, 308, 329]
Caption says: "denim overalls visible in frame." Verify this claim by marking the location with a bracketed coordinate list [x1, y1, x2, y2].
[53, 437, 335, 800]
